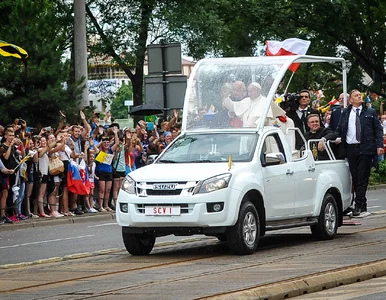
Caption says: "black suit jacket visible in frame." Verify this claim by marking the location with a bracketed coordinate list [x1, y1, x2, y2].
[329, 106, 343, 131]
[335, 104, 383, 155]
[304, 127, 337, 160]
[286, 107, 322, 150]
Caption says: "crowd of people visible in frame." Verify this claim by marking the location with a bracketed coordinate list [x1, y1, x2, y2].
[0, 110, 181, 224]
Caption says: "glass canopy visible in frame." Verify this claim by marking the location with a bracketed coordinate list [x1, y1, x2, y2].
[182, 55, 346, 132]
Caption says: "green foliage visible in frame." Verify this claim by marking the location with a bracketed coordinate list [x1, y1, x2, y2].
[0, 0, 82, 127]
[369, 160, 386, 185]
[110, 83, 133, 119]
[258, 0, 386, 95]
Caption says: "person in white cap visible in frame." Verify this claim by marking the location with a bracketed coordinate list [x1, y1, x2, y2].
[223, 82, 279, 128]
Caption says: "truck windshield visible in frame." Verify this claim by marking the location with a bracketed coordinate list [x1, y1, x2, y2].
[185, 58, 283, 131]
[157, 133, 258, 163]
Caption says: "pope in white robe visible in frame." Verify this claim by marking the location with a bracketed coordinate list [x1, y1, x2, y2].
[223, 82, 275, 127]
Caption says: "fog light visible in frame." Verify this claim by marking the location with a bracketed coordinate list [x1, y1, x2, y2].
[206, 202, 224, 213]
[213, 203, 222, 212]
[120, 203, 129, 213]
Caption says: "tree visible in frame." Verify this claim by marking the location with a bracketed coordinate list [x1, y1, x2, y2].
[0, 0, 82, 126]
[110, 83, 133, 119]
[257, 0, 386, 95]
[85, 0, 232, 108]
[86, 0, 156, 108]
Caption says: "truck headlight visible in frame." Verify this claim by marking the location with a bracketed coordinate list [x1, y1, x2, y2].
[121, 176, 136, 194]
[193, 174, 231, 195]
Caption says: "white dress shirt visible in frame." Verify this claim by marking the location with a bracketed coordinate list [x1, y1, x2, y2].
[346, 106, 362, 144]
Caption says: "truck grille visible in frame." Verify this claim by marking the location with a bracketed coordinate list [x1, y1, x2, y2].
[146, 189, 182, 196]
[135, 181, 197, 197]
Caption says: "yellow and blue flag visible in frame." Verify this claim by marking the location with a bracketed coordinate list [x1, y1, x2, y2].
[0, 40, 28, 60]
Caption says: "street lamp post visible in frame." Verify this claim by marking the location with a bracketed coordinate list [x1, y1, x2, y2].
[74, 0, 89, 108]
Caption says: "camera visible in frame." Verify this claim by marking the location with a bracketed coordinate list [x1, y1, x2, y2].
[279, 93, 301, 111]
[285, 93, 300, 102]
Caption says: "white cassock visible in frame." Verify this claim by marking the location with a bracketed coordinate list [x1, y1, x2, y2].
[231, 96, 273, 127]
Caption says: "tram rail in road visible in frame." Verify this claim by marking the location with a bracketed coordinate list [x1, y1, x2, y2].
[1, 214, 386, 300]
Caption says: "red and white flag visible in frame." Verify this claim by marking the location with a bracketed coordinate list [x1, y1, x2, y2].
[265, 38, 311, 72]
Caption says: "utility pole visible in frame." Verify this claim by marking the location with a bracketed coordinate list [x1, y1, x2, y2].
[74, 0, 89, 108]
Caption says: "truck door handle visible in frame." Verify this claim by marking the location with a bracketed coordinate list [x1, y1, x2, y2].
[286, 169, 294, 175]
[308, 166, 315, 172]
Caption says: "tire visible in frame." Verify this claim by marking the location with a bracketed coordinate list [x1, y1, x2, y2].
[226, 201, 260, 255]
[311, 193, 338, 240]
[215, 234, 227, 242]
[122, 228, 155, 255]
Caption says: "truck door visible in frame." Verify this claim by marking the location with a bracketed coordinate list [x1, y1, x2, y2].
[293, 150, 318, 216]
[260, 133, 295, 219]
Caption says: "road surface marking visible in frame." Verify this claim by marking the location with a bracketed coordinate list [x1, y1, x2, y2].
[0, 235, 95, 250]
[87, 222, 117, 228]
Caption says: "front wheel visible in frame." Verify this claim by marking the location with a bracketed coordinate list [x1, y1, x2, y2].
[122, 228, 155, 255]
[226, 201, 260, 255]
[311, 193, 338, 240]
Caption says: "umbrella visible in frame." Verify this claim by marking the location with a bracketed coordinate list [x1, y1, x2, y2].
[129, 104, 164, 116]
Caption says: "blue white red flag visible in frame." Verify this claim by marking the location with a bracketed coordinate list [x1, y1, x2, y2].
[67, 160, 91, 195]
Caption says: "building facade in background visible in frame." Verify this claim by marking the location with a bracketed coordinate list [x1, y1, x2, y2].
[88, 56, 195, 113]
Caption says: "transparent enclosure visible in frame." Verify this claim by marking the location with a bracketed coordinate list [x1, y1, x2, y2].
[185, 57, 285, 131]
[157, 133, 258, 164]
[183, 56, 346, 132]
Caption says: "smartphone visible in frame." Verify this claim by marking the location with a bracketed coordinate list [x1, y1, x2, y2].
[46, 126, 51, 131]
[147, 122, 154, 131]
[26, 127, 31, 133]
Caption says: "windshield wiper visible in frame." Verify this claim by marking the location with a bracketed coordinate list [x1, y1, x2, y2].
[183, 159, 218, 163]
[158, 159, 177, 163]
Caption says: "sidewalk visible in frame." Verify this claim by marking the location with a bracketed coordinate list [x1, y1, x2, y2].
[0, 211, 116, 232]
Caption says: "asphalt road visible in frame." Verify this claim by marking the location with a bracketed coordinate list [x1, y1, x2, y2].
[2, 211, 386, 300]
[0, 188, 385, 266]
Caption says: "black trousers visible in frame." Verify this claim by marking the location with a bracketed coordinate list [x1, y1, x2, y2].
[346, 144, 373, 209]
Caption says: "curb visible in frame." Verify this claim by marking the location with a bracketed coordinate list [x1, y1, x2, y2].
[368, 184, 386, 190]
[203, 259, 386, 300]
[0, 212, 116, 232]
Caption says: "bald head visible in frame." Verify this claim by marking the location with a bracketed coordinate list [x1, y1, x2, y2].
[338, 93, 349, 108]
[231, 81, 246, 101]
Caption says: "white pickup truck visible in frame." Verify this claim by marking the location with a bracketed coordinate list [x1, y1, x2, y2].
[116, 55, 352, 255]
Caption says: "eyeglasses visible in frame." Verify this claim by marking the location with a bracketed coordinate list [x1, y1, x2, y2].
[101, 138, 109, 142]
[300, 95, 309, 98]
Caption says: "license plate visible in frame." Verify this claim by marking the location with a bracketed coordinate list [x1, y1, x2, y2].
[152, 183, 177, 190]
[145, 206, 181, 216]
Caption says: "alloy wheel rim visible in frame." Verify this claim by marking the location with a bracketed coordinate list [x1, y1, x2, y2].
[243, 212, 257, 246]
[324, 201, 336, 235]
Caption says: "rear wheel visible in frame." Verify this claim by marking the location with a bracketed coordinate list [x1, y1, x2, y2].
[226, 201, 260, 255]
[311, 193, 338, 240]
[122, 228, 155, 255]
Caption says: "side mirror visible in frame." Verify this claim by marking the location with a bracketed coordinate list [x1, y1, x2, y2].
[263, 152, 285, 166]
[147, 154, 158, 164]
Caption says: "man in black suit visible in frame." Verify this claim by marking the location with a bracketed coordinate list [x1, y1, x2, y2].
[286, 90, 322, 150]
[304, 114, 337, 160]
[330, 93, 348, 131]
[336, 89, 384, 217]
